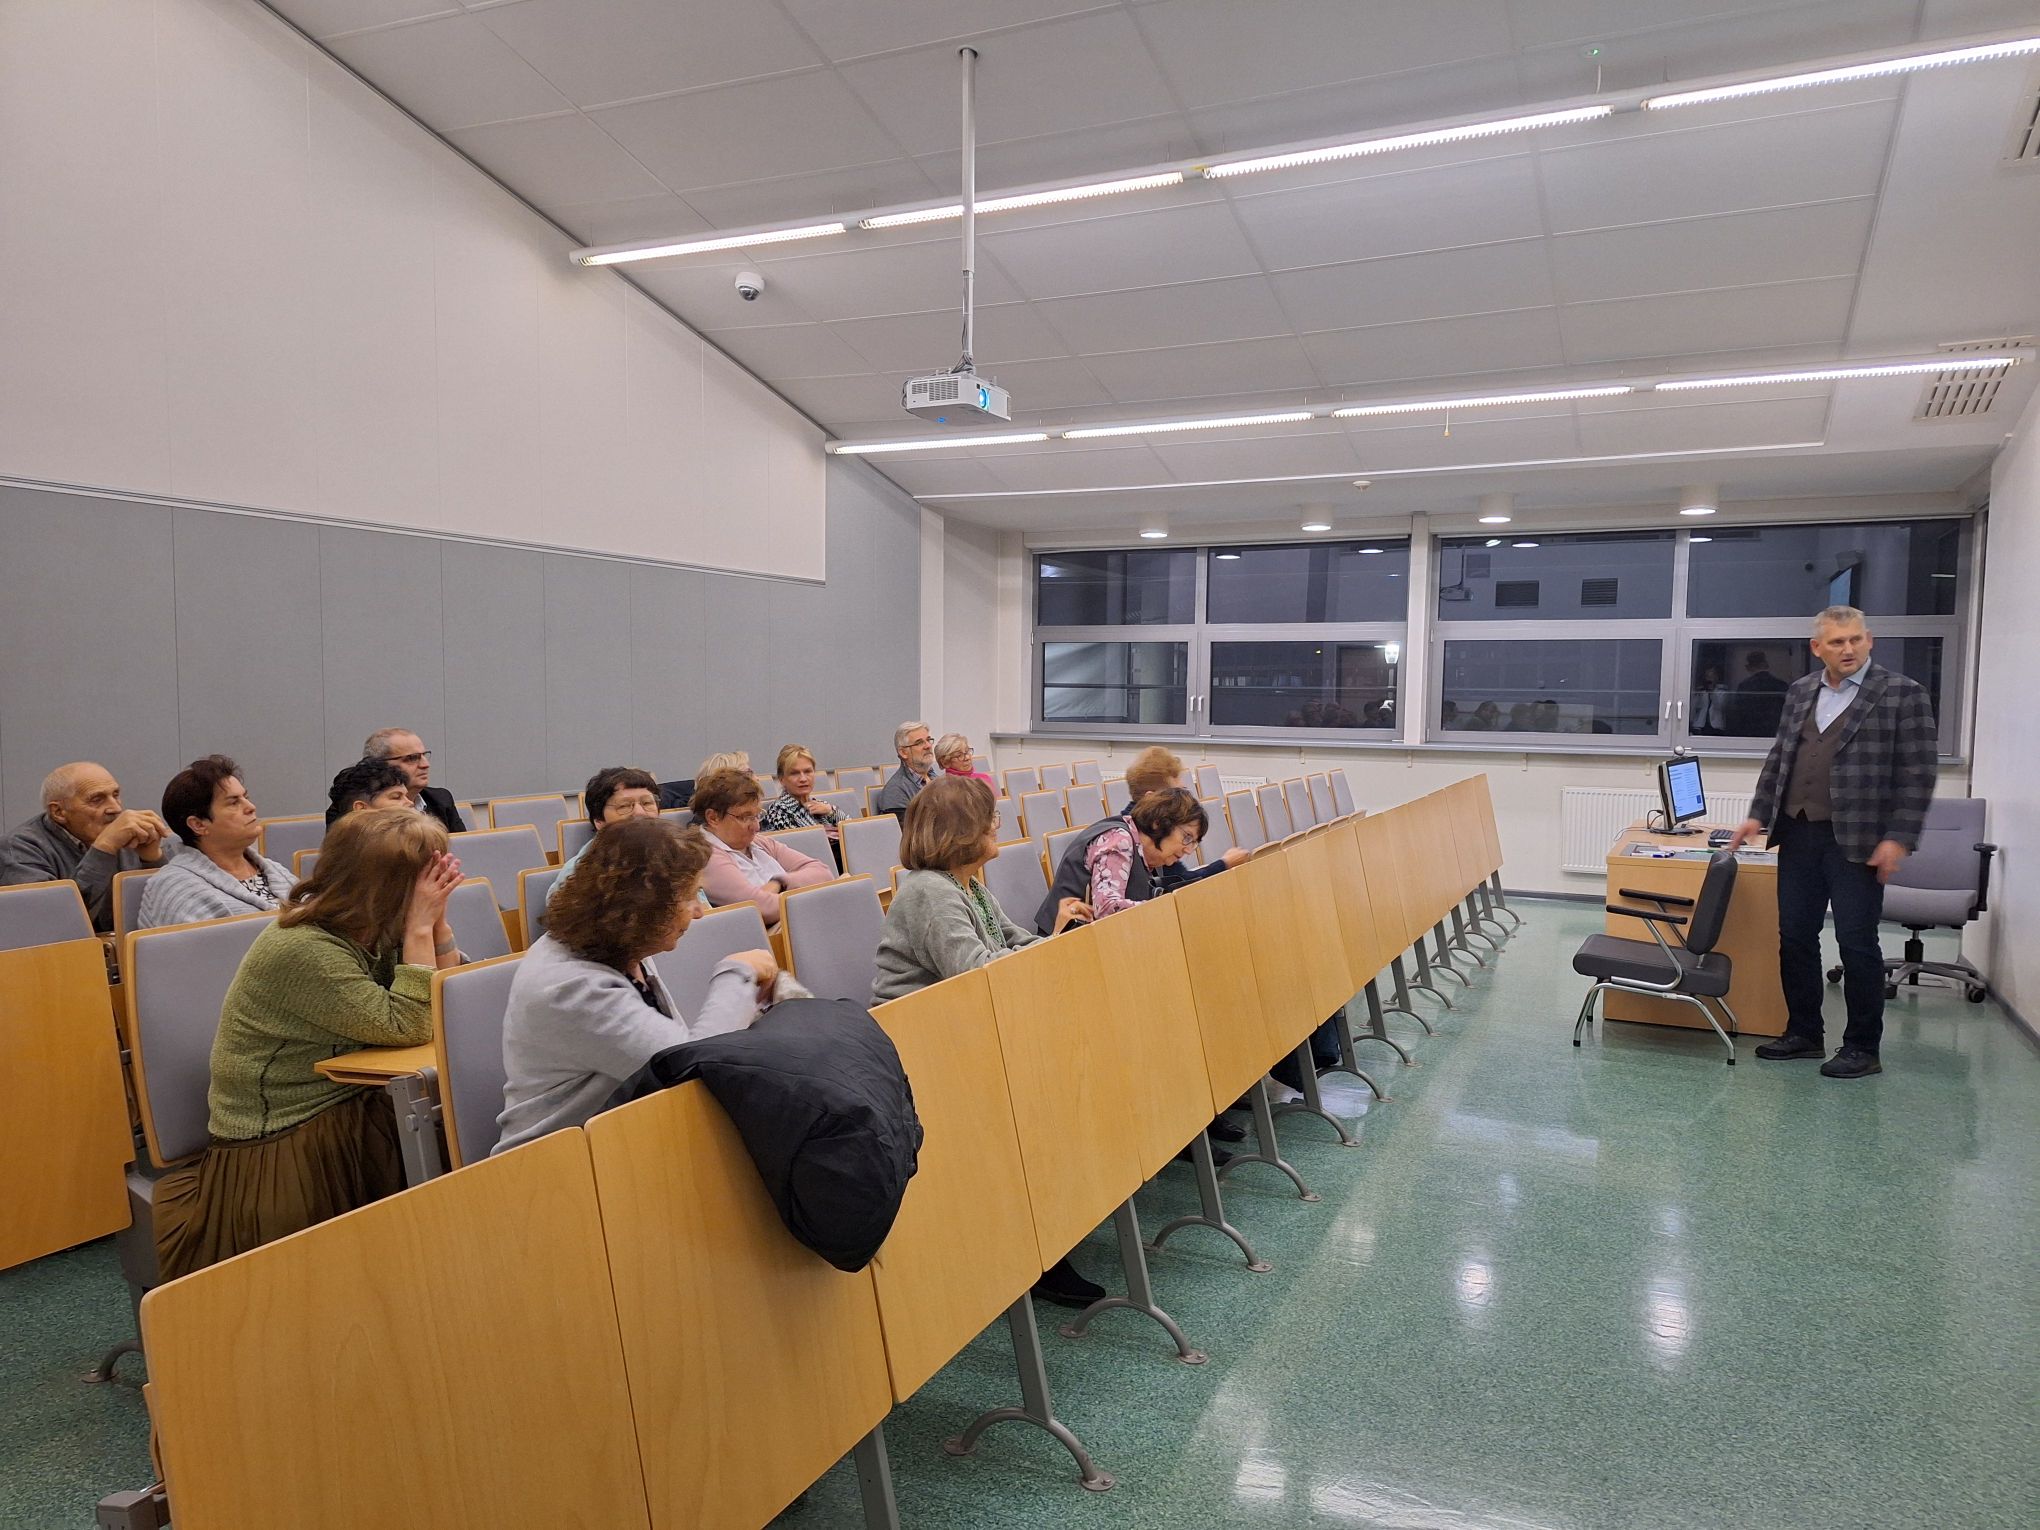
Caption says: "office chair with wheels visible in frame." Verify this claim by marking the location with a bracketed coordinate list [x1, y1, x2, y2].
[1572, 850, 1742, 1065]
[1824, 797, 1996, 1004]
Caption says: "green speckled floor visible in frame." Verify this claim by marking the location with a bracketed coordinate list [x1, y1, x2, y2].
[6, 899, 2036, 1528]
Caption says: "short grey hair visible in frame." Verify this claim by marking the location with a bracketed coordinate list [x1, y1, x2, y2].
[894, 720, 931, 755]
[40, 761, 99, 807]
[934, 732, 972, 766]
[1812, 605, 1867, 637]
[362, 727, 412, 760]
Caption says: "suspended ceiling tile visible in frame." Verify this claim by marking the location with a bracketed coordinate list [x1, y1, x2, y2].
[323, 14, 575, 129]
[592, 70, 901, 191]
[631, 260, 825, 328]
[912, 119, 1208, 212]
[1148, 429, 1367, 481]
[982, 442, 1169, 490]
[771, 373, 905, 421]
[1513, 0, 1918, 89]
[827, 303, 1069, 372]
[700, 322, 873, 381]
[1548, 198, 1876, 305]
[676, 159, 941, 231]
[548, 193, 713, 246]
[969, 356, 1115, 412]
[1573, 395, 1832, 455]
[1558, 276, 1857, 365]
[1341, 412, 1587, 471]
[1227, 153, 1546, 271]
[857, 454, 1013, 498]
[1269, 240, 1559, 333]
[760, 238, 1023, 324]
[473, 0, 826, 108]
[835, 10, 1180, 156]
[983, 200, 1264, 300]
[444, 112, 668, 205]
[1184, 54, 1529, 161]
[779, 0, 1118, 65]
[1035, 275, 1293, 356]
[269, 0, 456, 38]
[1302, 308, 1571, 388]
[1085, 335, 1319, 404]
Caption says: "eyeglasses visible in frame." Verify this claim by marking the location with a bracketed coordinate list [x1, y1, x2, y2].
[391, 751, 432, 765]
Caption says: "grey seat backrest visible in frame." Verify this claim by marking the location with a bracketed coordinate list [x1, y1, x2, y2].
[1071, 759, 1102, 785]
[438, 957, 520, 1169]
[117, 870, 160, 943]
[1257, 783, 1294, 839]
[1197, 800, 1234, 862]
[1883, 797, 1989, 928]
[1020, 790, 1066, 837]
[1226, 791, 1268, 851]
[1039, 762, 1073, 791]
[993, 795, 1023, 842]
[0, 880, 94, 952]
[983, 842, 1048, 923]
[660, 904, 773, 1019]
[763, 826, 831, 867]
[816, 789, 861, 821]
[447, 827, 547, 911]
[1283, 778, 1315, 829]
[519, 867, 561, 945]
[1306, 774, 1336, 822]
[864, 783, 890, 817]
[129, 913, 276, 1165]
[558, 819, 596, 862]
[1194, 764, 1223, 798]
[258, 816, 325, 868]
[841, 815, 902, 880]
[659, 807, 695, 826]
[294, 850, 321, 879]
[489, 796, 574, 841]
[447, 878, 512, 962]
[834, 767, 880, 792]
[1683, 852, 1740, 956]
[1331, 771, 1357, 817]
[1044, 827, 1086, 888]
[782, 876, 885, 1004]
[1065, 782, 1106, 825]
[1003, 766, 1041, 798]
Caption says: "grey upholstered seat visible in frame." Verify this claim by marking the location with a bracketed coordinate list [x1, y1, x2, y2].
[1573, 936, 1731, 996]
[781, 876, 885, 1003]
[0, 879, 94, 952]
[439, 957, 520, 1168]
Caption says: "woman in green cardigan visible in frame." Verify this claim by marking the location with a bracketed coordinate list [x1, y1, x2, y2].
[154, 808, 465, 1279]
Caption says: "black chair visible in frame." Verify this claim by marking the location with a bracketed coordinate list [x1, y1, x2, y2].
[1572, 850, 1741, 1065]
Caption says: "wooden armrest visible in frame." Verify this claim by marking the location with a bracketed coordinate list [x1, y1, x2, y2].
[1615, 887, 1694, 907]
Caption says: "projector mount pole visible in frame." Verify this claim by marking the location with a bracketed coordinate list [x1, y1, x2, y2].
[957, 46, 978, 374]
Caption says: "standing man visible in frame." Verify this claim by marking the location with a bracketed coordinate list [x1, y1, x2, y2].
[362, 727, 467, 833]
[875, 721, 937, 820]
[1727, 606, 1938, 1078]
[1, 761, 172, 930]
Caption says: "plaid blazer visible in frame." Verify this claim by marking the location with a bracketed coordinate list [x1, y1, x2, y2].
[1747, 663, 1938, 861]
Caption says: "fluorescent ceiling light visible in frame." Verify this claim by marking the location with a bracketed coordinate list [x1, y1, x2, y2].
[574, 221, 847, 266]
[1333, 385, 1632, 418]
[1205, 105, 1613, 179]
[1063, 411, 1316, 440]
[1655, 357, 2019, 390]
[829, 431, 1049, 455]
[1644, 35, 2040, 110]
[859, 172, 1186, 230]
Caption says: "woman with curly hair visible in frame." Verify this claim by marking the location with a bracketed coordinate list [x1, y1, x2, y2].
[493, 817, 780, 1153]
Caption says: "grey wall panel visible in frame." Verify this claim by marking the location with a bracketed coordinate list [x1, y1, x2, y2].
[697, 574, 764, 771]
[318, 526, 447, 788]
[0, 486, 182, 827]
[439, 541, 548, 802]
[173, 508, 327, 818]
[542, 554, 633, 792]
[627, 562, 707, 781]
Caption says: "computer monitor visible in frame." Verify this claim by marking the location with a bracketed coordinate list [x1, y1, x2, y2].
[1656, 755, 1707, 833]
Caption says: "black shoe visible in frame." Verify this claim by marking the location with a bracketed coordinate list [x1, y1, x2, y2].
[1820, 1046, 1882, 1079]
[1755, 1033, 1825, 1060]
[1032, 1256, 1106, 1309]
[1208, 1115, 1247, 1143]
[1173, 1140, 1235, 1168]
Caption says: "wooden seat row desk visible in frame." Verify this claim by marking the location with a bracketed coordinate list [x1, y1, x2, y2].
[1602, 821, 1786, 1037]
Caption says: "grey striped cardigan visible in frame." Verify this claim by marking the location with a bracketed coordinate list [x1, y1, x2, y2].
[135, 847, 297, 929]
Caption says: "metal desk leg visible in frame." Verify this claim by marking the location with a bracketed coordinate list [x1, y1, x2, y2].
[1429, 922, 1475, 983]
[1217, 1079, 1318, 1201]
[1488, 872, 1524, 927]
[1323, 1004, 1390, 1098]
[1361, 981, 1419, 1061]
[1061, 1200, 1206, 1364]
[95, 1483, 169, 1529]
[1395, 953, 1448, 1018]
[852, 1422, 901, 1530]
[386, 1069, 446, 1187]
[945, 1297, 1114, 1491]
[1151, 1132, 1270, 1272]
[1272, 1041, 1359, 1146]
[1449, 905, 1496, 963]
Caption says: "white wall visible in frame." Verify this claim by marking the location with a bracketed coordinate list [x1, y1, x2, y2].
[1968, 391, 2040, 1023]
[0, 0, 823, 579]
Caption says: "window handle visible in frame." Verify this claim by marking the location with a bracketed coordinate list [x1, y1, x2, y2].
[1674, 699, 1684, 721]
[1662, 700, 1673, 720]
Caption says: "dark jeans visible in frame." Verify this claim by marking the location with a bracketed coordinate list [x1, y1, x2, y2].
[1776, 815, 1886, 1052]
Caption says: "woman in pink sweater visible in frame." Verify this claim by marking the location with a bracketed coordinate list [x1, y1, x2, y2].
[690, 767, 833, 927]
[934, 733, 996, 788]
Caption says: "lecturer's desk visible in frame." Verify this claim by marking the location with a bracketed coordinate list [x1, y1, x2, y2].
[1602, 824, 1787, 1038]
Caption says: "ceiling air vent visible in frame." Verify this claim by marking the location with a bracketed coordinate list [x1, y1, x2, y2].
[1495, 580, 1539, 609]
[1581, 577, 1619, 607]
[2004, 76, 2040, 164]
[1914, 337, 2030, 421]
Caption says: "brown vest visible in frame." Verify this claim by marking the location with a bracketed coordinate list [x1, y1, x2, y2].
[1783, 697, 1849, 821]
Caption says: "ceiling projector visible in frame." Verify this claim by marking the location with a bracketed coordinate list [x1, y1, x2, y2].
[904, 371, 1011, 424]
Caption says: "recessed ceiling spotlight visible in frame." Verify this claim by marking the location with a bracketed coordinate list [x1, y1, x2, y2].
[1352, 479, 1372, 489]
[1689, 535, 1713, 543]
[1513, 540, 1540, 548]
[1358, 546, 1384, 555]
[1478, 491, 1513, 526]
[1139, 527, 1170, 540]
[1301, 520, 1333, 532]
[1478, 515, 1512, 525]
[1215, 551, 1242, 560]
[1485, 538, 1504, 547]
[1679, 506, 1717, 517]
[1677, 484, 1718, 517]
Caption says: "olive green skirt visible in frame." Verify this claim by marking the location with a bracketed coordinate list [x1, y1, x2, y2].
[153, 1089, 405, 1282]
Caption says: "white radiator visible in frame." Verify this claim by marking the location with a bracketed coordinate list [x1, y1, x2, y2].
[1559, 786, 1753, 874]
[1217, 774, 1266, 793]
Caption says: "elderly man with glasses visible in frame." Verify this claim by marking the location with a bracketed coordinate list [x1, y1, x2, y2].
[362, 727, 467, 834]
[875, 721, 938, 821]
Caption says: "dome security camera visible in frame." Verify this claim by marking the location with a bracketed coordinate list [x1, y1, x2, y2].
[734, 271, 765, 301]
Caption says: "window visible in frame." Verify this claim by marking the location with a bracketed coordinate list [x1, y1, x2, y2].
[1438, 639, 1662, 736]
[1437, 532, 1674, 621]
[1688, 636, 1949, 739]
[1032, 540, 1409, 737]
[1685, 521, 1959, 618]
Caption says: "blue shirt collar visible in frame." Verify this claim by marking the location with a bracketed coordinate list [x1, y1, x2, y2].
[1821, 663, 1868, 692]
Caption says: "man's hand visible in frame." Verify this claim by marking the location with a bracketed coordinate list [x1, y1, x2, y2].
[93, 809, 171, 857]
[1867, 840, 1909, 884]
[1724, 817, 1765, 852]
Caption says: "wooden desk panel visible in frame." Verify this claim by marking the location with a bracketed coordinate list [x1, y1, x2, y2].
[1171, 868, 1285, 1105]
[588, 1084, 891, 1530]
[314, 1043, 435, 1085]
[0, 938, 132, 1269]
[1602, 825, 1786, 1037]
[1091, 897, 1218, 1181]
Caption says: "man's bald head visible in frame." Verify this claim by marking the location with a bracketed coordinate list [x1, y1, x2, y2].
[42, 761, 113, 809]
[41, 762, 126, 841]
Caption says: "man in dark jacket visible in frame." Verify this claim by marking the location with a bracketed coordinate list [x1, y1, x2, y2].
[1728, 606, 1937, 1078]
[363, 726, 467, 833]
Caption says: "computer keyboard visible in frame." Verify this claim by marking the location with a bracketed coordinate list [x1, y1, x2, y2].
[1706, 829, 1733, 848]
